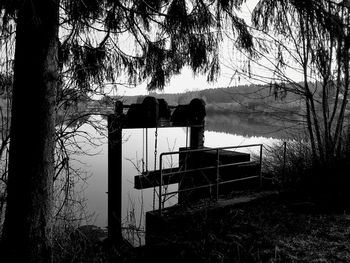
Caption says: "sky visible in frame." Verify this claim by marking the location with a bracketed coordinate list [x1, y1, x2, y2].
[115, 0, 260, 97]
[115, 67, 227, 96]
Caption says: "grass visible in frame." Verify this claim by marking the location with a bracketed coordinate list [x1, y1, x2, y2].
[134, 192, 350, 263]
[53, 190, 350, 262]
[261, 140, 313, 190]
[228, 194, 350, 262]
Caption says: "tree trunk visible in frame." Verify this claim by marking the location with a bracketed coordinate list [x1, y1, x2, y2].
[1, 1, 59, 262]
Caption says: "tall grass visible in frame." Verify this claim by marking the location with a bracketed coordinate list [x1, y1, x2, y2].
[262, 140, 313, 190]
[262, 135, 350, 209]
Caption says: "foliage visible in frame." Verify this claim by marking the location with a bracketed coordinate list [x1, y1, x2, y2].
[0, 77, 104, 235]
[248, 0, 350, 164]
[262, 140, 313, 189]
[53, 0, 254, 93]
[52, 224, 110, 263]
[0, 0, 255, 261]
[263, 137, 350, 208]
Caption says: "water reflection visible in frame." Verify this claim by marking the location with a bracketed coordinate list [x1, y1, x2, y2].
[206, 113, 302, 139]
[71, 124, 189, 227]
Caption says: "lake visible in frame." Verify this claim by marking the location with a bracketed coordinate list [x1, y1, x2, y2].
[71, 115, 286, 245]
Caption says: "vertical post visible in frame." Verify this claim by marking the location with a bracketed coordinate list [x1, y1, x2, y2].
[189, 125, 205, 150]
[282, 141, 287, 185]
[159, 154, 163, 216]
[189, 98, 206, 150]
[216, 149, 220, 201]
[259, 144, 263, 188]
[177, 125, 203, 203]
[108, 101, 123, 242]
[185, 127, 189, 148]
[179, 98, 206, 203]
[145, 128, 148, 172]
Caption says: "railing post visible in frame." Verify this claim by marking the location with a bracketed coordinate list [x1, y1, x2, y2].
[259, 144, 263, 188]
[282, 141, 287, 185]
[216, 149, 220, 201]
[159, 154, 163, 216]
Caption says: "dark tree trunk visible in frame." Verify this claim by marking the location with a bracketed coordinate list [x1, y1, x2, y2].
[1, 1, 59, 262]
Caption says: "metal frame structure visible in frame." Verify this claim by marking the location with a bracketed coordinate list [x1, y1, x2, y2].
[158, 144, 263, 215]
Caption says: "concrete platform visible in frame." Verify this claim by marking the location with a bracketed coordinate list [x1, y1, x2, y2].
[145, 191, 278, 246]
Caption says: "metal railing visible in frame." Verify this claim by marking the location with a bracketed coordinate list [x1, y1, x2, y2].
[158, 144, 263, 215]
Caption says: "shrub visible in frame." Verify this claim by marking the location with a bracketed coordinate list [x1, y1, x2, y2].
[262, 140, 313, 190]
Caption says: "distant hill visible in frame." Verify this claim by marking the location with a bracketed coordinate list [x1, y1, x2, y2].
[123, 83, 302, 103]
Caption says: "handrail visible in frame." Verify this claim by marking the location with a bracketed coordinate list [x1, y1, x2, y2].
[159, 143, 263, 158]
[158, 144, 263, 215]
[161, 160, 258, 176]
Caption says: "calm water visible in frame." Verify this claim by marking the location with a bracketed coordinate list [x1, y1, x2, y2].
[71, 117, 283, 244]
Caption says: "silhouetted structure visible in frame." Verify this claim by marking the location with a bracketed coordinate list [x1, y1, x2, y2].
[107, 97, 206, 242]
[107, 96, 261, 245]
